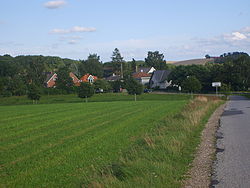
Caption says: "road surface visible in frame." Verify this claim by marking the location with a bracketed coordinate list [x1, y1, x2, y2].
[211, 96, 250, 188]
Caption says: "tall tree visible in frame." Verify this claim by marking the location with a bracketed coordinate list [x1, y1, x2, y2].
[145, 51, 167, 70]
[130, 58, 137, 72]
[111, 48, 124, 78]
[55, 66, 74, 93]
[84, 54, 103, 77]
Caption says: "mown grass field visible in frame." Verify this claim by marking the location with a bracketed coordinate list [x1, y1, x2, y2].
[0, 94, 222, 187]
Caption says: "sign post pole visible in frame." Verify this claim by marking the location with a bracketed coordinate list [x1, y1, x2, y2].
[212, 82, 221, 96]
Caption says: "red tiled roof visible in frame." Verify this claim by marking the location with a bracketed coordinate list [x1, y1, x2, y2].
[132, 72, 151, 78]
[80, 74, 98, 82]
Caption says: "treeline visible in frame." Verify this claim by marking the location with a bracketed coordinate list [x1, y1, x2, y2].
[169, 52, 250, 92]
[0, 50, 250, 97]
[0, 49, 168, 97]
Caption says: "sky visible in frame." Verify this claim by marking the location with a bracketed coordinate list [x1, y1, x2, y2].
[0, 0, 250, 62]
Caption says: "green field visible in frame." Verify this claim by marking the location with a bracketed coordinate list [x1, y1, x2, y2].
[0, 94, 221, 187]
[0, 93, 190, 106]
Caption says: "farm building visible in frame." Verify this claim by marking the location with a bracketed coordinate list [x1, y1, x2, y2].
[149, 70, 171, 89]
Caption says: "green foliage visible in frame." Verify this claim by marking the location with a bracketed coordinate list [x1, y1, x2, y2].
[145, 51, 168, 69]
[0, 93, 191, 106]
[220, 83, 231, 93]
[79, 54, 103, 78]
[110, 80, 123, 92]
[5, 76, 27, 96]
[125, 78, 143, 100]
[78, 82, 94, 101]
[111, 48, 124, 75]
[93, 79, 112, 92]
[56, 66, 74, 93]
[182, 76, 201, 93]
[130, 58, 137, 72]
[27, 84, 41, 102]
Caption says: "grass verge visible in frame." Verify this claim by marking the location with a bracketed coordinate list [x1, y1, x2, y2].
[84, 96, 223, 187]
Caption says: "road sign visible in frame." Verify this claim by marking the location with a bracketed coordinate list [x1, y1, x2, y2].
[212, 82, 221, 96]
[212, 82, 221, 87]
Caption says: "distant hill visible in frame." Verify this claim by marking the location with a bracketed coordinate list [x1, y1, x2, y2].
[169, 58, 214, 66]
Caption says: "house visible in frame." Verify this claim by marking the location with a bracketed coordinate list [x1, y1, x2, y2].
[70, 72, 81, 86]
[149, 70, 172, 89]
[136, 67, 155, 74]
[132, 72, 151, 85]
[105, 73, 121, 82]
[44, 72, 57, 88]
[80, 73, 98, 83]
[44, 72, 80, 88]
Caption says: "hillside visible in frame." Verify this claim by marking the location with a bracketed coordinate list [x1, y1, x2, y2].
[170, 58, 214, 66]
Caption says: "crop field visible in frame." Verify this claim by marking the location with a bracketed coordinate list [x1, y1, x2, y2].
[0, 95, 221, 187]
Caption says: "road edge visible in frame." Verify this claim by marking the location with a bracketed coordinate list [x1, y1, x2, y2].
[182, 102, 227, 188]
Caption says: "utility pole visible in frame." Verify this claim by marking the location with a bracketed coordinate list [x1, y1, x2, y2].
[121, 61, 123, 79]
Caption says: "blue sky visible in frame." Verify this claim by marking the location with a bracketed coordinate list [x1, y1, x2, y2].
[0, 0, 250, 62]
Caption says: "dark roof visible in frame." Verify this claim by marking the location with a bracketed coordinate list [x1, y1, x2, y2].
[138, 67, 151, 73]
[105, 75, 121, 81]
[150, 70, 171, 83]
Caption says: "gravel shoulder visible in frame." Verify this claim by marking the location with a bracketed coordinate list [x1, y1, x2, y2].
[182, 103, 226, 188]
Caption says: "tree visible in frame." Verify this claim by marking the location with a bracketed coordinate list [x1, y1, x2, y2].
[93, 79, 112, 93]
[125, 78, 143, 101]
[205, 54, 211, 59]
[110, 80, 123, 92]
[55, 66, 74, 94]
[27, 84, 41, 104]
[130, 58, 137, 72]
[80, 54, 103, 78]
[145, 51, 167, 70]
[111, 48, 124, 78]
[182, 76, 201, 93]
[78, 82, 95, 102]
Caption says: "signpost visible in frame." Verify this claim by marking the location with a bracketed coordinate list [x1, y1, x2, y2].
[212, 82, 221, 96]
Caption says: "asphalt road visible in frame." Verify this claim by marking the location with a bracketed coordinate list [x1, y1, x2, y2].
[211, 96, 250, 188]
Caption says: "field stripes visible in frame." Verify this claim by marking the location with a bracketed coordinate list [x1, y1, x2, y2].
[0, 100, 186, 187]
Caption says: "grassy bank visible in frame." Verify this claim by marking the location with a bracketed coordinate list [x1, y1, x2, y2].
[85, 96, 223, 187]
[0, 95, 223, 187]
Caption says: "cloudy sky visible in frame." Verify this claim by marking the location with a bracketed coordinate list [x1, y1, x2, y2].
[0, 0, 250, 62]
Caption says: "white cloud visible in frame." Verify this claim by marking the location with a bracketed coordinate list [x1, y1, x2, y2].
[71, 26, 96, 32]
[50, 28, 69, 34]
[44, 1, 66, 9]
[231, 32, 247, 40]
[50, 26, 96, 34]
